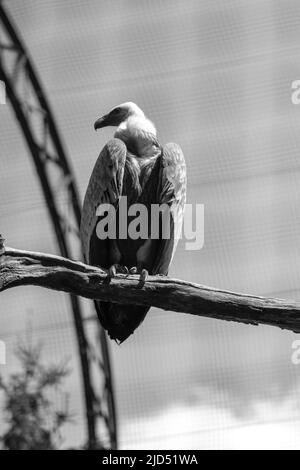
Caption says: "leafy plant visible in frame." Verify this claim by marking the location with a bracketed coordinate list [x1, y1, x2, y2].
[0, 342, 72, 450]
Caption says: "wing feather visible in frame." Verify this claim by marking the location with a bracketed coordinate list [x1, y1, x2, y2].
[80, 138, 127, 263]
[151, 143, 186, 274]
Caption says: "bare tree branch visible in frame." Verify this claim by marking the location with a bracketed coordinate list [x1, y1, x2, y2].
[1, 242, 300, 334]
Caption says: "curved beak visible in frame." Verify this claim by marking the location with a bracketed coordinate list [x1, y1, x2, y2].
[94, 114, 109, 130]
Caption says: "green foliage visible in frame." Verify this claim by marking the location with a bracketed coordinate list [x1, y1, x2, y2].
[0, 343, 72, 450]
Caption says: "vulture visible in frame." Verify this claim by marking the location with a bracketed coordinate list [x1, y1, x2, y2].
[80, 102, 186, 343]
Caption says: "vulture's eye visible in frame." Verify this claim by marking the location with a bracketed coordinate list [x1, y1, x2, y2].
[111, 108, 121, 115]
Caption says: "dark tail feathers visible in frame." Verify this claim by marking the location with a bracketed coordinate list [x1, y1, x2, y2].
[95, 301, 149, 343]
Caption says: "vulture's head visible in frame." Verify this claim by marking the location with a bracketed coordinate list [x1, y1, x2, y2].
[94, 102, 145, 130]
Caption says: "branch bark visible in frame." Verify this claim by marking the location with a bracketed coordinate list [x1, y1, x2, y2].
[1, 245, 300, 334]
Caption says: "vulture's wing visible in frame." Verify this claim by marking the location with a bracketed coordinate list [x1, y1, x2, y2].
[80, 138, 130, 342]
[151, 143, 186, 275]
[80, 138, 127, 264]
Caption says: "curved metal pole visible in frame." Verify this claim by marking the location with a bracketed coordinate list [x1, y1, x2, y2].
[0, 2, 117, 449]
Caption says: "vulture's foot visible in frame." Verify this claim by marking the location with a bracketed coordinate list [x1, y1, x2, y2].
[107, 264, 129, 281]
[129, 267, 149, 285]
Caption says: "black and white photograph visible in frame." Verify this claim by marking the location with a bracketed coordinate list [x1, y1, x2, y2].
[1, 0, 300, 455]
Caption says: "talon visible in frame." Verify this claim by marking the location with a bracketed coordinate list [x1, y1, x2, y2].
[108, 264, 129, 279]
[139, 268, 148, 285]
[129, 267, 138, 274]
[120, 265, 129, 275]
[108, 264, 117, 278]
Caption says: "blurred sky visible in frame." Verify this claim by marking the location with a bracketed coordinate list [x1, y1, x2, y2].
[1, 0, 300, 449]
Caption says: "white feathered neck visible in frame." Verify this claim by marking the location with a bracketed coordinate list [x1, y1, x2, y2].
[114, 109, 160, 158]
